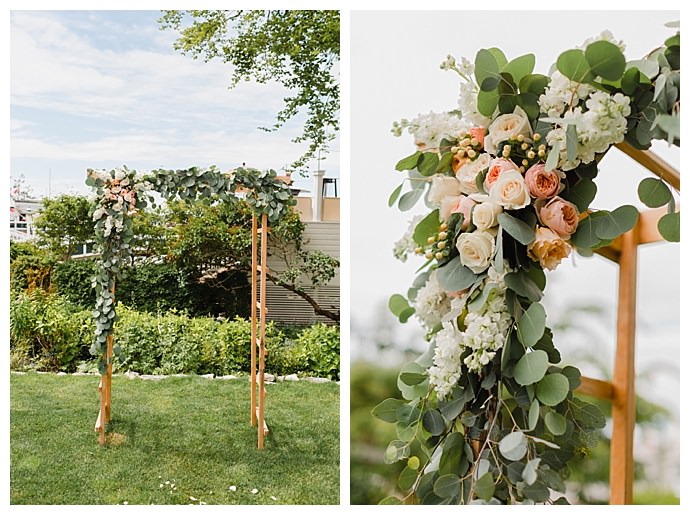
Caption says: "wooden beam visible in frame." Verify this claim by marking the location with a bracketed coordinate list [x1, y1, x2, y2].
[615, 142, 680, 191]
[609, 226, 639, 505]
[577, 376, 615, 400]
[250, 215, 258, 428]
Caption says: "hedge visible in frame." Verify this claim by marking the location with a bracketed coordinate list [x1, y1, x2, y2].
[10, 291, 340, 379]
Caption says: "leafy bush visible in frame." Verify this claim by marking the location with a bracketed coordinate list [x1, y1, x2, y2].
[52, 259, 98, 307]
[9, 290, 93, 372]
[9, 293, 340, 378]
[9, 242, 54, 292]
[293, 323, 341, 380]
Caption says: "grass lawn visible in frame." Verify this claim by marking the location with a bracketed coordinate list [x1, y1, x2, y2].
[10, 372, 339, 505]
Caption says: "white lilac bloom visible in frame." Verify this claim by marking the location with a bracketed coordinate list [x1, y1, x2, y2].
[458, 81, 492, 128]
[393, 215, 424, 262]
[407, 111, 470, 149]
[579, 30, 626, 52]
[546, 91, 631, 170]
[413, 270, 452, 330]
[428, 274, 512, 398]
[538, 71, 596, 118]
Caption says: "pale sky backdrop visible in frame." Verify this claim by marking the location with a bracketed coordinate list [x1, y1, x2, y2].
[350, 10, 681, 423]
[9, 10, 340, 198]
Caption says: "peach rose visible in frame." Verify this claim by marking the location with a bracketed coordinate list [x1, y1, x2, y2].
[538, 197, 579, 239]
[485, 158, 520, 192]
[456, 153, 491, 195]
[439, 195, 476, 227]
[524, 163, 564, 199]
[528, 226, 571, 271]
[489, 170, 531, 210]
[456, 230, 495, 274]
[483, 106, 532, 155]
[469, 127, 486, 148]
[428, 174, 462, 206]
[452, 153, 470, 174]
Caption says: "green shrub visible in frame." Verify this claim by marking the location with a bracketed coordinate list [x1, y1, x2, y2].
[9, 290, 93, 372]
[293, 324, 341, 380]
[9, 293, 340, 378]
[52, 259, 98, 307]
[9, 242, 54, 292]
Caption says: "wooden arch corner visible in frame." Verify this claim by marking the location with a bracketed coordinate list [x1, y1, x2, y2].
[576, 142, 679, 505]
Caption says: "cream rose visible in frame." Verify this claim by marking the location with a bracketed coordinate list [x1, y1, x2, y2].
[528, 227, 571, 271]
[484, 106, 533, 155]
[524, 163, 564, 199]
[428, 174, 462, 206]
[456, 230, 495, 273]
[485, 158, 520, 192]
[456, 153, 491, 195]
[472, 201, 503, 231]
[489, 170, 531, 210]
[538, 197, 579, 239]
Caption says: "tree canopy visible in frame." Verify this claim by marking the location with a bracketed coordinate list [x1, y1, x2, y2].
[158, 10, 340, 172]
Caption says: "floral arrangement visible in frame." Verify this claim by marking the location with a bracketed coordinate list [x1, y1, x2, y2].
[376, 28, 679, 505]
[86, 165, 295, 373]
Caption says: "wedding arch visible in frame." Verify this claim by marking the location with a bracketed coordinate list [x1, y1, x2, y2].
[377, 28, 680, 505]
[86, 165, 295, 449]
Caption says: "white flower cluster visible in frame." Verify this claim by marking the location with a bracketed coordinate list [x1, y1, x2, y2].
[412, 270, 452, 329]
[538, 71, 595, 118]
[393, 215, 423, 262]
[546, 91, 631, 170]
[428, 272, 511, 399]
[579, 30, 626, 52]
[394, 111, 470, 149]
[457, 81, 492, 128]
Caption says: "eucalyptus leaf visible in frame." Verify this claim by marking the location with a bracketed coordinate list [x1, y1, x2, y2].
[498, 213, 535, 246]
[418, 153, 440, 176]
[388, 183, 404, 207]
[475, 48, 501, 85]
[398, 465, 418, 491]
[379, 496, 403, 505]
[528, 399, 540, 431]
[522, 458, 541, 486]
[557, 49, 594, 83]
[536, 373, 570, 406]
[514, 350, 549, 386]
[567, 178, 597, 212]
[388, 294, 410, 317]
[436, 256, 479, 292]
[658, 211, 680, 242]
[638, 177, 672, 208]
[517, 302, 546, 348]
[398, 187, 425, 212]
[566, 124, 578, 162]
[545, 411, 567, 436]
[384, 440, 410, 464]
[423, 409, 446, 436]
[413, 209, 441, 246]
[545, 140, 561, 172]
[395, 151, 422, 171]
[439, 433, 465, 476]
[477, 88, 500, 117]
[592, 205, 639, 240]
[585, 40, 626, 80]
[504, 271, 542, 302]
[474, 472, 496, 501]
[434, 474, 461, 499]
[499, 431, 528, 461]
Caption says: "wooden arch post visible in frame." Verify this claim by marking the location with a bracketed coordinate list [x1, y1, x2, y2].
[576, 143, 680, 504]
[251, 212, 270, 448]
[94, 281, 115, 445]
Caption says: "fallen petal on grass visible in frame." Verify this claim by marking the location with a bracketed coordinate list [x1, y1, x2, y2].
[251, 488, 258, 494]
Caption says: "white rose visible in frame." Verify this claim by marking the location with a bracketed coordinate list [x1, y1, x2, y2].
[456, 230, 495, 274]
[472, 201, 503, 231]
[484, 105, 533, 155]
[489, 170, 531, 210]
[456, 153, 491, 195]
[428, 174, 462, 206]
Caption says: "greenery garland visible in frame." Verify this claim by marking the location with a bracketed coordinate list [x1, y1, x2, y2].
[376, 27, 679, 505]
[86, 165, 295, 373]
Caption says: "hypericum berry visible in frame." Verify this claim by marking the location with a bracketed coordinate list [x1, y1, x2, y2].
[470, 137, 479, 147]
[440, 223, 448, 231]
[538, 149, 546, 158]
[510, 133, 517, 141]
[527, 150, 536, 159]
[519, 166, 525, 173]
[437, 241, 446, 250]
[425, 251, 434, 260]
[522, 159, 529, 167]
[438, 231, 447, 240]
[502, 149, 511, 158]
[415, 247, 423, 254]
[451, 146, 459, 154]
[435, 252, 444, 260]
[427, 236, 435, 244]
[533, 133, 542, 142]
[517, 134, 525, 143]
[521, 143, 529, 151]
[467, 149, 476, 158]
[503, 144, 511, 152]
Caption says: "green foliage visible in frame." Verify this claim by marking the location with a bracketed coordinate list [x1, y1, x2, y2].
[9, 241, 55, 292]
[159, 10, 339, 171]
[52, 259, 98, 307]
[34, 194, 95, 260]
[9, 290, 93, 372]
[9, 292, 339, 378]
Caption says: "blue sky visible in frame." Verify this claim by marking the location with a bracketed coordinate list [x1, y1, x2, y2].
[10, 10, 339, 198]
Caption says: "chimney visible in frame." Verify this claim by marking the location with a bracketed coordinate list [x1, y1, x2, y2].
[312, 169, 325, 221]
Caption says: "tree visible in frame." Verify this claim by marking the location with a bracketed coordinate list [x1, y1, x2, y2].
[158, 10, 340, 171]
[166, 199, 340, 322]
[34, 195, 95, 260]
